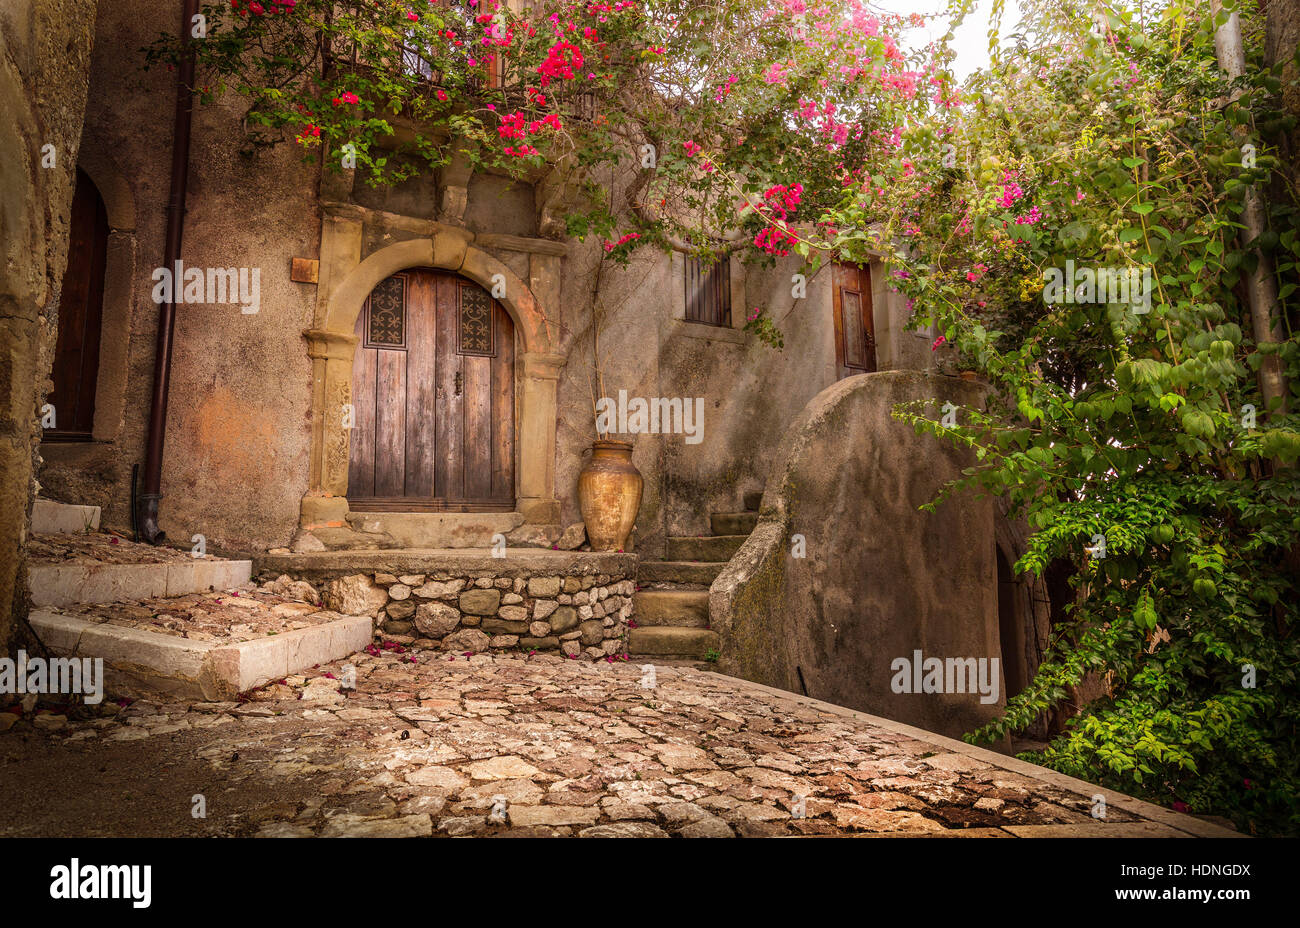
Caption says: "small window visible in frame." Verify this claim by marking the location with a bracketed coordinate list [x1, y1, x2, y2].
[684, 256, 731, 327]
[364, 274, 407, 349]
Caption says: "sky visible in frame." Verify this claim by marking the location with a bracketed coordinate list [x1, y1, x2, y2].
[870, 0, 1025, 82]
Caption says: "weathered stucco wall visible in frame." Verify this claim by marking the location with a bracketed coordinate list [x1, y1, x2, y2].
[0, 0, 97, 653]
[31, 2, 934, 557]
[553, 249, 929, 556]
[710, 371, 1003, 739]
[36, 0, 320, 552]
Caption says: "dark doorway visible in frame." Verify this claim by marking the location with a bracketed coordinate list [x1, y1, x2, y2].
[997, 547, 1027, 700]
[47, 168, 109, 441]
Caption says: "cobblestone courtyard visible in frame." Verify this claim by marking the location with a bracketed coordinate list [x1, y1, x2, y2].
[0, 648, 1232, 838]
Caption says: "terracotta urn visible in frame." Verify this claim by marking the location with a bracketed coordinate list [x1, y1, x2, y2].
[577, 440, 642, 552]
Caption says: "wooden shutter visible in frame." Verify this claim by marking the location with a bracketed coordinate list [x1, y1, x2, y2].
[684, 257, 732, 327]
[832, 262, 877, 377]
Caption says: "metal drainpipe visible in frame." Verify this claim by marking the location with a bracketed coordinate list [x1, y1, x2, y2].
[136, 0, 200, 543]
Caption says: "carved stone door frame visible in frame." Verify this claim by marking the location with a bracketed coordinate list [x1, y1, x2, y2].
[301, 208, 565, 531]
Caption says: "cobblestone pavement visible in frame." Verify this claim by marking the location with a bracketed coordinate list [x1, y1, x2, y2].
[0, 648, 1225, 838]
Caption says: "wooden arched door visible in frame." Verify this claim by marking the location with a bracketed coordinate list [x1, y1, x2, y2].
[47, 168, 109, 441]
[347, 269, 515, 511]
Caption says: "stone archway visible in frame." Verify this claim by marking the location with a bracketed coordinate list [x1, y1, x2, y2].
[301, 224, 564, 534]
[54, 145, 137, 443]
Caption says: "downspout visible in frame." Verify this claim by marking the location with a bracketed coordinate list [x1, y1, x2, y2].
[136, 0, 200, 543]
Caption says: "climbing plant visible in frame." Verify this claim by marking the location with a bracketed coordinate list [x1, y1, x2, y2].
[145, 0, 936, 253]
[871, 0, 1300, 835]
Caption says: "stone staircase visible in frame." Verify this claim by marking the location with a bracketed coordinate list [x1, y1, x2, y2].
[629, 493, 760, 660]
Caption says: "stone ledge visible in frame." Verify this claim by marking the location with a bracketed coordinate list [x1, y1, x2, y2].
[344, 511, 524, 548]
[29, 609, 371, 700]
[29, 559, 253, 607]
[254, 548, 636, 581]
[32, 499, 101, 534]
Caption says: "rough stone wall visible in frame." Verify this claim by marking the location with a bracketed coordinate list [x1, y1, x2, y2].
[259, 564, 636, 659]
[710, 371, 1004, 740]
[0, 0, 98, 654]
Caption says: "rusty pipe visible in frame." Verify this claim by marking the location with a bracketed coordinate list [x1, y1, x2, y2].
[136, 0, 200, 543]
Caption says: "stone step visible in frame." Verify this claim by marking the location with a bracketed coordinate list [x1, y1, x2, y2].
[665, 535, 748, 563]
[636, 560, 723, 586]
[628, 626, 720, 659]
[28, 559, 253, 608]
[743, 491, 762, 512]
[709, 511, 758, 536]
[32, 499, 101, 534]
[30, 608, 370, 701]
[633, 590, 710, 627]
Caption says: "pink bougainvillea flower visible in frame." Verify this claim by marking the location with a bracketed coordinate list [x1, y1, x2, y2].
[406, 11, 419, 21]
[931, 335, 946, 351]
[602, 231, 640, 252]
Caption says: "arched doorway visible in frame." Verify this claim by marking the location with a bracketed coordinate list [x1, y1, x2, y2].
[47, 168, 109, 441]
[347, 268, 515, 511]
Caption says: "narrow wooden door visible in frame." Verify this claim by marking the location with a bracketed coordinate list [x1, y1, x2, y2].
[348, 269, 514, 511]
[47, 168, 109, 441]
[832, 262, 877, 378]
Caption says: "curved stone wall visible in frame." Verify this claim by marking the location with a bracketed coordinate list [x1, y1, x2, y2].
[710, 370, 1004, 739]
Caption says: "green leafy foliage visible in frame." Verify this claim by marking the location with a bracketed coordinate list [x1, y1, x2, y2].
[872, 0, 1300, 834]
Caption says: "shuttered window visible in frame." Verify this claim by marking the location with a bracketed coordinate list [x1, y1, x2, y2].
[684, 257, 732, 327]
[832, 262, 877, 377]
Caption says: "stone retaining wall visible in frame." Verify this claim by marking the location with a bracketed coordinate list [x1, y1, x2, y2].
[255, 555, 636, 660]
[710, 371, 1003, 739]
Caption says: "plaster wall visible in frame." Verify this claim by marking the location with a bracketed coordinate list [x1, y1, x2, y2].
[33, 1, 934, 557]
[37, 0, 319, 552]
[710, 371, 1003, 739]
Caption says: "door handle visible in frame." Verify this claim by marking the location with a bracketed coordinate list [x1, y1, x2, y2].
[454, 371, 462, 396]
